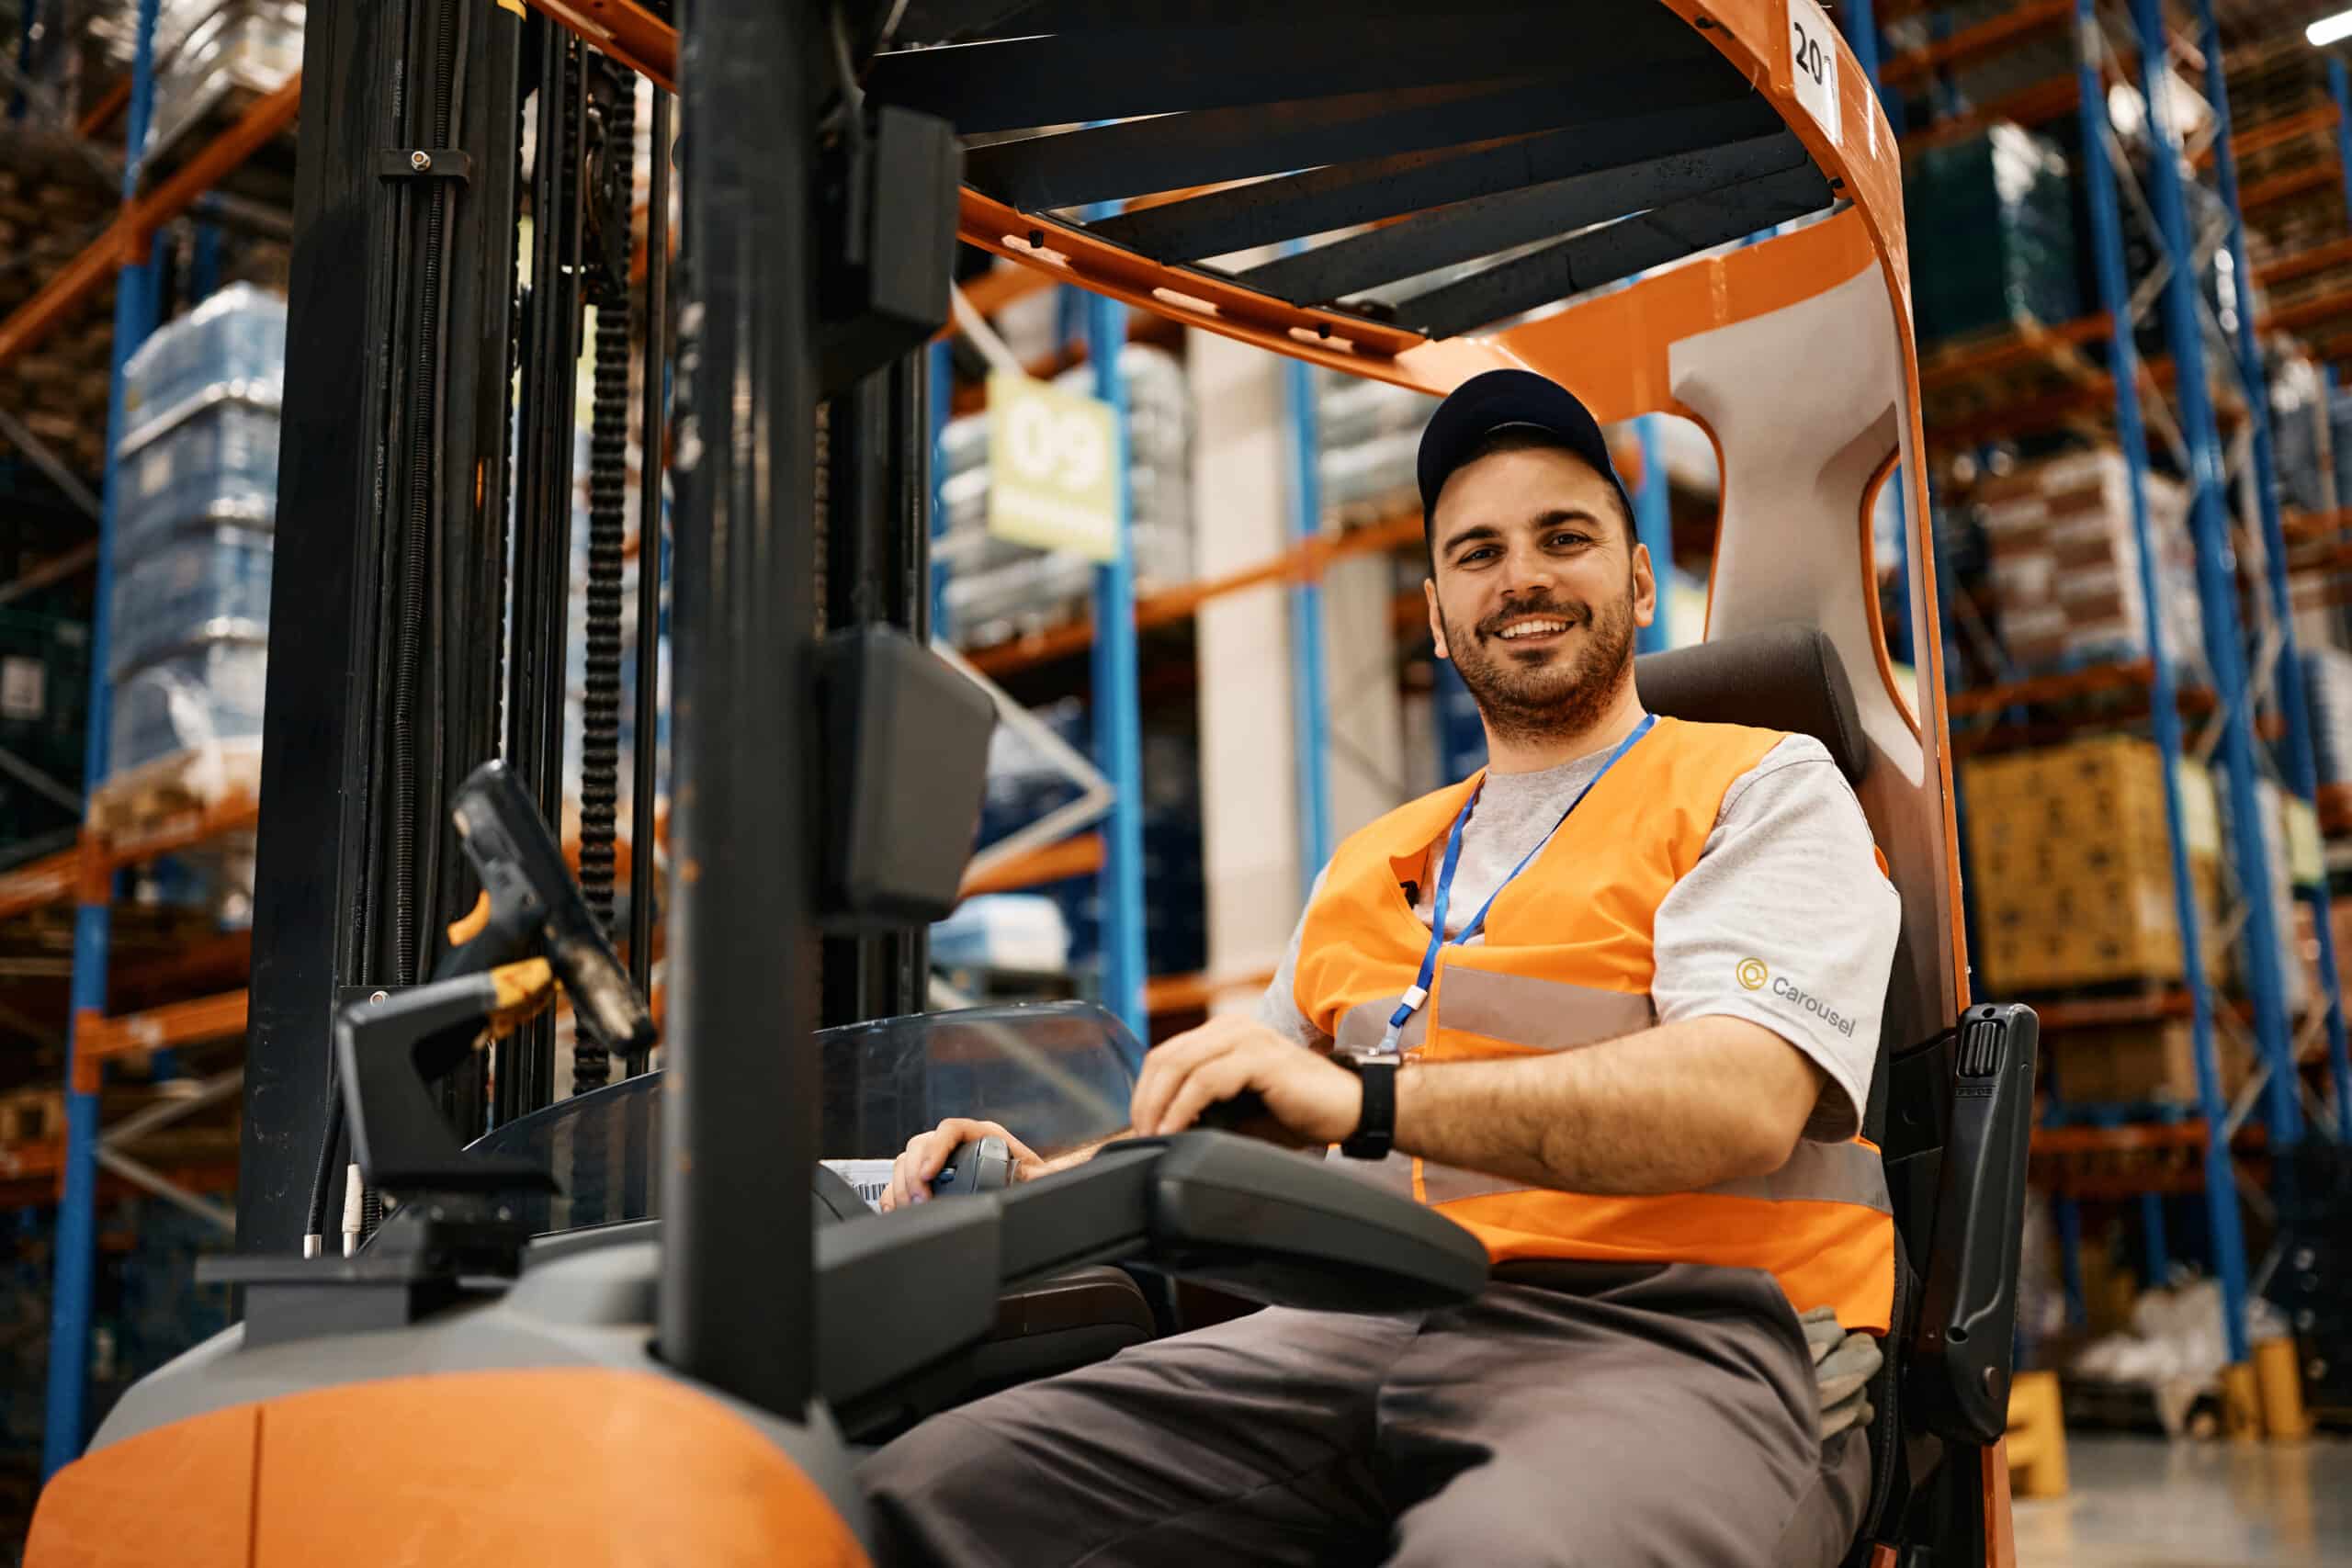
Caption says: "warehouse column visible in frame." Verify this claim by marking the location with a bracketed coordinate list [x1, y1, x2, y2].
[2070, 0, 2250, 1364]
[1192, 333, 1303, 991]
[2130, 0, 2302, 1164]
[41, 0, 156, 1475]
[1087, 293, 1147, 1042]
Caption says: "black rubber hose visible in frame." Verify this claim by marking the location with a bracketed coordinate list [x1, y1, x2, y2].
[303, 1059, 344, 1243]
[573, 67, 637, 1096]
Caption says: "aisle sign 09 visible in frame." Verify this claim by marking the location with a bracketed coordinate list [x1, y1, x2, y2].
[986, 371, 1121, 562]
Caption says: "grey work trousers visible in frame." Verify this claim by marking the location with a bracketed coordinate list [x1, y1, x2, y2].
[860, 1259, 1871, 1568]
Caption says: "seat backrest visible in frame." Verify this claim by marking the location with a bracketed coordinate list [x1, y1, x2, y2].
[1634, 624, 1871, 787]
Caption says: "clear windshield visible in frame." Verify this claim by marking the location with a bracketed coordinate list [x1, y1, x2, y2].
[465, 999, 1141, 1234]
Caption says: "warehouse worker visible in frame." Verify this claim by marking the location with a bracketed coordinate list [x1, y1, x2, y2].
[865, 368, 1903, 1568]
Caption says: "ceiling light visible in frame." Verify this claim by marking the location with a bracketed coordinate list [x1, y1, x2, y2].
[2311, 9, 2352, 47]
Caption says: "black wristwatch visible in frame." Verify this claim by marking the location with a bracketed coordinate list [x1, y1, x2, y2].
[1337, 1053, 1399, 1161]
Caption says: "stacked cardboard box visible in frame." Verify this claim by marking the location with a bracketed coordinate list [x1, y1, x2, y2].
[1974, 449, 2202, 680]
[1965, 737, 2228, 993]
[2051, 1018, 2249, 1106]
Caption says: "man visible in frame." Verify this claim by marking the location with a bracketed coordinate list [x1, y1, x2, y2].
[863, 369, 1902, 1567]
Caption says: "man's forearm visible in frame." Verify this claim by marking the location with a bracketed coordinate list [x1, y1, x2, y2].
[1035, 1129, 1130, 1176]
[1391, 1015, 1824, 1195]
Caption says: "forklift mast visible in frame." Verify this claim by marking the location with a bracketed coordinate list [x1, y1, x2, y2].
[243, 0, 935, 1416]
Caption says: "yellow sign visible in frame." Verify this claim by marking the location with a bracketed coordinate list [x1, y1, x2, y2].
[986, 371, 1119, 562]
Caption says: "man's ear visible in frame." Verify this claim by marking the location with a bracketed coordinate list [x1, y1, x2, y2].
[1630, 542, 1658, 629]
[1424, 578, 1449, 660]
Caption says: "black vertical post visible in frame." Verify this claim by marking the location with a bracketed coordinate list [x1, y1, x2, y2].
[661, 0, 821, 1414]
[243, 0, 523, 1246]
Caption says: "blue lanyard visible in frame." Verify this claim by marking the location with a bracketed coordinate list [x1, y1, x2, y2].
[1378, 714, 1657, 1054]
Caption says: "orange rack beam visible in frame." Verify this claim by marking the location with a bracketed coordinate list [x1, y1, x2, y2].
[2032, 990, 2194, 1031]
[2262, 283, 2352, 338]
[1917, 312, 2112, 392]
[958, 833, 1103, 898]
[2256, 234, 2352, 292]
[1900, 74, 2081, 153]
[75, 76, 131, 140]
[966, 510, 1426, 679]
[2240, 160, 2338, 216]
[1878, 0, 2070, 88]
[0, 845, 85, 922]
[73, 989, 251, 1092]
[1947, 660, 2162, 717]
[532, 0, 675, 91]
[1143, 968, 1275, 1016]
[95, 792, 261, 875]
[2202, 104, 2339, 170]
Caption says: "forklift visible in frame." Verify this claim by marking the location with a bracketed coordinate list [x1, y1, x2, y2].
[28, 2, 2040, 1563]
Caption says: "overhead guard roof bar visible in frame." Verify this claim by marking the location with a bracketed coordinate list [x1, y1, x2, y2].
[856, 5, 1716, 133]
[1080, 95, 1790, 263]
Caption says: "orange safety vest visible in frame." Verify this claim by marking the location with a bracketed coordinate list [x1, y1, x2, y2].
[1293, 715, 1896, 1332]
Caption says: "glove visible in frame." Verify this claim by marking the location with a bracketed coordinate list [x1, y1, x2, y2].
[1799, 1304, 1883, 1441]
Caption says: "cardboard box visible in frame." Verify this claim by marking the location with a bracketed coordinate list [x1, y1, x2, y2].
[2051, 1018, 2250, 1105]
[1965, 744, 2232, 992]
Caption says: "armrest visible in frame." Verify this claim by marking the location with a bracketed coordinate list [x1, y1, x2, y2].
[1897, 1001, 2039, 1446]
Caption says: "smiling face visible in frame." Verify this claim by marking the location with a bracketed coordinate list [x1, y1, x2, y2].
[1423, 435, 1657, 751]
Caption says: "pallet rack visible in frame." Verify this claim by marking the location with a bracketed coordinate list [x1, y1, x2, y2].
[1854, 0, 2352, 1374]
[0, 0, 302, 1475]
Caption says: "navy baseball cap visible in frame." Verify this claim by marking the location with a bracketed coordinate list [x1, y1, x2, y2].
[1416, 369, 1637, 541]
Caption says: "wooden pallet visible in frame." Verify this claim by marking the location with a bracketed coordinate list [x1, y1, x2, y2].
[86, 742, 263, 842]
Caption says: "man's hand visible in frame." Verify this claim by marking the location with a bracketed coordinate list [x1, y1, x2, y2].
[878, 1118, 1046, 1212]
[1129, 1016, 1363, 1145]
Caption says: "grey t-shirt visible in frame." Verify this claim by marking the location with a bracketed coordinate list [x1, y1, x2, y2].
[1256, 726, 1901, 1141]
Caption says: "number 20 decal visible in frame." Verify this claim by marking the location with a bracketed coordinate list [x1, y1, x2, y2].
[1792, 19, 1828, 86]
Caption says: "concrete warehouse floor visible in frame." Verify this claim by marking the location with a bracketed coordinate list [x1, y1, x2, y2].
[2013, 1436, 2352, 1566]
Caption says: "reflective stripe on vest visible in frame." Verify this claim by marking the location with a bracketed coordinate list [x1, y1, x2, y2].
[1336, 973, 1654, 1057]
[1294, 715, 1899, 1332]
[1341, 1135, 1893, 1211]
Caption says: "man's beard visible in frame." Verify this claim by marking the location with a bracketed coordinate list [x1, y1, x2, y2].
[1442, 575, 1638, 750]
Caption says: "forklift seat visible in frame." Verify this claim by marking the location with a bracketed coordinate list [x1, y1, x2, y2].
[1642, 626, 2037, 1564]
